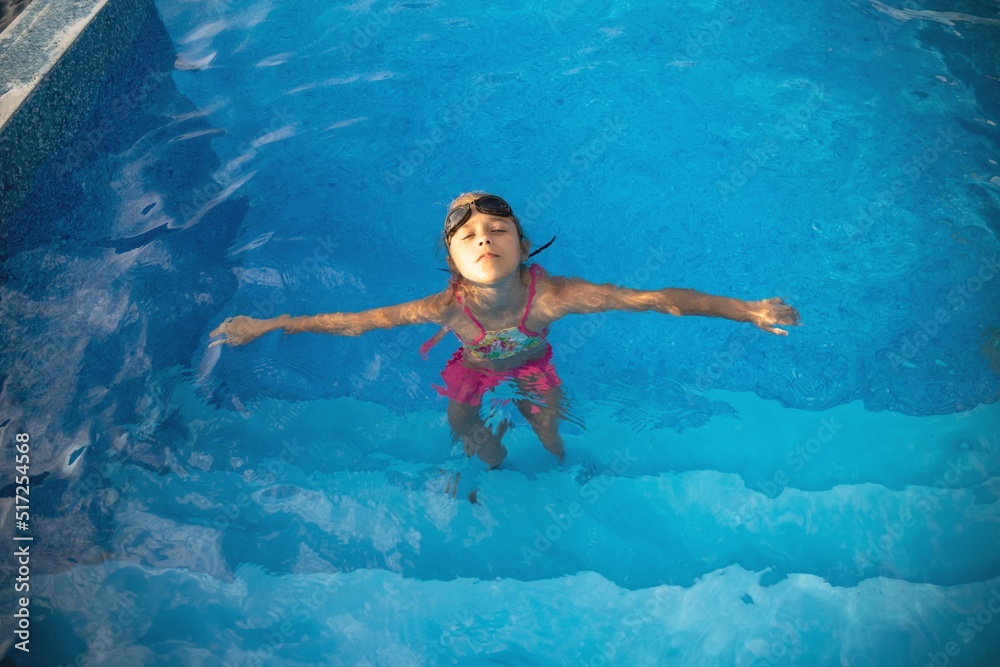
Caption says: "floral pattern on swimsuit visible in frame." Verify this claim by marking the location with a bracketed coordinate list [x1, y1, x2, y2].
[463, 325, 548, 362]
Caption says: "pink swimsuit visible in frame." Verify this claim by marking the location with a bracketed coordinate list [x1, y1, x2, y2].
[421, 264, 561, 406]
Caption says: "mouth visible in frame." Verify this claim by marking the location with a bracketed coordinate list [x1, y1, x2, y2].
[478, 252, 499, 261]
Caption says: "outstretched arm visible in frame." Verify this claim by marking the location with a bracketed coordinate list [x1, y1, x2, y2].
[209, 290, 451, 347]
[547, 277, 801, 336]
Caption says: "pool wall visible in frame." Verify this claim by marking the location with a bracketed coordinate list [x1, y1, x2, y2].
[0, 0, 152, 222]
[0, 1, 35, 36]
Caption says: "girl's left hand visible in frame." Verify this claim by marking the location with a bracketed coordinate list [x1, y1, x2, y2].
[747, 297, 801, 336]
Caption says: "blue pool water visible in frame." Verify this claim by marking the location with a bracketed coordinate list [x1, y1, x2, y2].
[2, 0, 1000, 664]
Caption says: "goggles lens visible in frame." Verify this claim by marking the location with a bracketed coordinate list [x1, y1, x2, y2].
[473, 195, 512, 216]
[445, 195, 514, 239]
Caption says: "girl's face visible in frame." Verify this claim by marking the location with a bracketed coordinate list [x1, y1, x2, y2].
[447, 213, 524, 284]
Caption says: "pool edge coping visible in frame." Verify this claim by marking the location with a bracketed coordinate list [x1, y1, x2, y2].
[0, 0, 153, 222]
[0, 0, 109, 133]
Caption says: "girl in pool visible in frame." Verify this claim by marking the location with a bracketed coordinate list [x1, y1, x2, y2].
[210, 191, 801, 469]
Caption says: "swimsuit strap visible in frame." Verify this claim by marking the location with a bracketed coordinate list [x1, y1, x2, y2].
[418, 326, 449, 359]
[454, 264, 544, 343]
[419, 264, 546, 356]
[453, 280, 487, 343]
[517, 264, 545, 336]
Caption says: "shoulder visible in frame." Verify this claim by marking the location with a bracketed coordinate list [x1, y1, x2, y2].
[527, 263, 558, 289]
[528, 266, 584, 320]
[426, 284, 460, 323]
[377, 285, 458, 328]
[531, 269, 628, 317]
[530, 266, 582, 299]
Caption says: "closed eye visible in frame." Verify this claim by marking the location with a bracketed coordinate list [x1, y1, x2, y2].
[462, 227, 507, 239]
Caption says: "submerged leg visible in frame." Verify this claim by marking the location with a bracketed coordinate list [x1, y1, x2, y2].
[515, 384, 566, 464]
[446, 399, 509, 468]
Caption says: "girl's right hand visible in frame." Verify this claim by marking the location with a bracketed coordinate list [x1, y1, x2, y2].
[209, 316, 275, 347]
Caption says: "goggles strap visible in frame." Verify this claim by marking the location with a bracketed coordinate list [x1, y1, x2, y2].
[528, 235, 556, 258]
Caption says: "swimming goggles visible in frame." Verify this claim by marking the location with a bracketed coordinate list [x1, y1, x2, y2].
[444, 195, 518, 240]
[439, 194, 556, 271]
